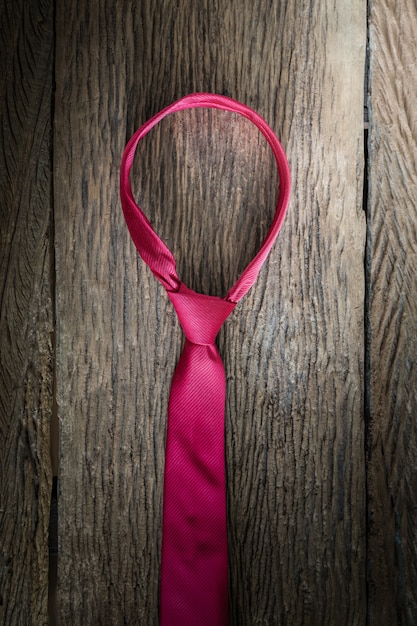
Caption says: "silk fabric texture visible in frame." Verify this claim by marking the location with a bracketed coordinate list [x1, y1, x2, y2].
[120, 93, 291, 625]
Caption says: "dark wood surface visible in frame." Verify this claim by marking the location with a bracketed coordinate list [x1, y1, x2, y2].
[0, 1, 53, 625]
[2, 0, 416, 624]
[367, 1, 417, 623]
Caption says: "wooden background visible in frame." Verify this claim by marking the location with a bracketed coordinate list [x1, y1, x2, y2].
[0, 0, 416, 624]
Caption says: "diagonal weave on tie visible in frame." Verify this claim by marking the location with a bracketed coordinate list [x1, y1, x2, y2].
[120, 93, 291, 626]
[163, 283, 236, 624]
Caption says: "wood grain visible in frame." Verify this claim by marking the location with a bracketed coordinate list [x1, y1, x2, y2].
[367, 1, 417, 623]
[55, 1, 366, 623]
[0, 1, 53, 624]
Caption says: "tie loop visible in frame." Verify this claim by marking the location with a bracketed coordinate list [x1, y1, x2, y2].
[168, 283, 236, 345]
[120, 92, 291, 302]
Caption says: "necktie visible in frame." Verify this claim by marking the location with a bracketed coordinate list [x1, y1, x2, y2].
[120, 93, 291, 625]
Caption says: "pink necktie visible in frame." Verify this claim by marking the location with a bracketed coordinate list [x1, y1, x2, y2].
[120, 93, 291, 625]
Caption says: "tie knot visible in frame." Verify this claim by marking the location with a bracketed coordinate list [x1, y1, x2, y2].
[167, 283, 236, 345]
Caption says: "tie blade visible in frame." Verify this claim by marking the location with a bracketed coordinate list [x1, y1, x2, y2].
[160, 341, 230, 625]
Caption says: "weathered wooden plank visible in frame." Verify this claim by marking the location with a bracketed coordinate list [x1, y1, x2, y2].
[0, 1, 53, 624]
[367, 1, 417, 623]
[55, 1, 366, 623]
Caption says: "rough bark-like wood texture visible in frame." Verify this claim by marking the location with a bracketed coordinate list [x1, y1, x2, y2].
[55, 1, 366, 624]
[0, 1, 53, 624]
[367, 1, 417, 624]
